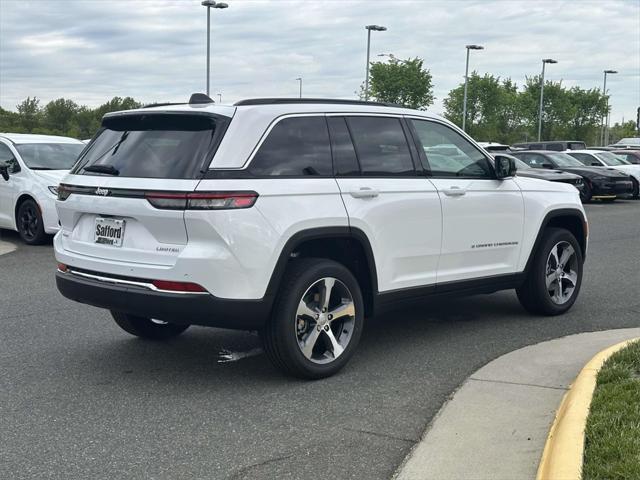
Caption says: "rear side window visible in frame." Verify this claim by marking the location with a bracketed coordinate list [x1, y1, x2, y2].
[249, 116, 332, 176]
[346, 116, 414, 175]
[327, 117, 359, 176]
[72, 114, 223, 179]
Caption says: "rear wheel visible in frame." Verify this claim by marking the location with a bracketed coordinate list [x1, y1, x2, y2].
[261, 258, 364, 379]
[517, 228, 583, 316]
[111, 311, 189, 340]
[17, 199, 47, 245]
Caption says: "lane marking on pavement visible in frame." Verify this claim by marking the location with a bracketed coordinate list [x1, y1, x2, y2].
[536, 337, 639, 480]
[217, 347, 263, 363]
[0, 239, 17, 256]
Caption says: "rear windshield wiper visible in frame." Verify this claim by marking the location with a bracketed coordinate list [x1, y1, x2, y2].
[83, 164, 120, 176]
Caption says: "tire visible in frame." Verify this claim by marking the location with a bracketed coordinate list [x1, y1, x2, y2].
[17, 198, 47, 245]
[111, 311, 189, 340]
[631, 178, 639, 199]
[580, 182, 592, 203]
[261, 258, 364, 379]
[517, 228, 583, 316]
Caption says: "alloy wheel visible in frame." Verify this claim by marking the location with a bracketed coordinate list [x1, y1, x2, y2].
[294, 277, 356, 364]
[545, 241, 578, 305]
[19, 204, 39, 241]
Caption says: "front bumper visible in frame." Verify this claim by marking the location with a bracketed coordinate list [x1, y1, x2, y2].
[56, 269, 272, 331]
[591, 179, 634, 198]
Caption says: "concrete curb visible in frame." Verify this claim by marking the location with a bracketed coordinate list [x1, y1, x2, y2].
[393, 328, 640, 480]
[536, 337, 639, 480]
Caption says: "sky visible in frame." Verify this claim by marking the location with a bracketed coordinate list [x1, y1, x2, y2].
[0, 0, 639, 124]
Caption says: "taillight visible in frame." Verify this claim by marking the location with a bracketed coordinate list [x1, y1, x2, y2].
[57, 263, 68, 272]
[145, 191, 258, 210]
[151, 280, 206, 292]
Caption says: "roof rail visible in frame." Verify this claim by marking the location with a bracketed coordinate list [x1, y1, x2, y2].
[142, 102, 186, 109]
[234, 98, 400, 107]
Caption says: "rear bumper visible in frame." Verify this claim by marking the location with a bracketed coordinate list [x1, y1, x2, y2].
[55, 270, 272, 330]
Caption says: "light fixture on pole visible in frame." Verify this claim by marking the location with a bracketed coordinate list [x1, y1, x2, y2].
[364, 25, 387, 101]
[217, 93, 222, 103]
[462, 44, 484, 132]
[296, 77, 303, 98]
[537, 58, 558, 141]
[202, 0, 228, 97]
[601, 69, 617, 145]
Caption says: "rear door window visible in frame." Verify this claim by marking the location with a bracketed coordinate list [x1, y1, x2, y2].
[72, 113, 225, 179]
[327, 117, 360, 176]
[346, 116, 415, 175]
[249, 116, 332, 176]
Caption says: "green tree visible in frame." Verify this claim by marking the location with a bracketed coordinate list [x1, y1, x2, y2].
[443, 72, 522, 143]
[365, 57, 434, 109]
[94, 96, 142, 120]
[42, 98, 79, 135]
[16, 97, 41, 133]
[608, 120, 638, 144]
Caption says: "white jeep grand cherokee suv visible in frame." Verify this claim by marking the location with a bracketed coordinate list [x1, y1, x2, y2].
[54, 95, 588, 379]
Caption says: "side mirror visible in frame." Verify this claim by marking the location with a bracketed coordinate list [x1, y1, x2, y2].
[0, 162, 9, 181]
[541, 162, 554, 169]
[494, 155, 516, 179]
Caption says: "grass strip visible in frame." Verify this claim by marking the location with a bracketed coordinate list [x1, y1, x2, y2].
[583, 340, 640, 480]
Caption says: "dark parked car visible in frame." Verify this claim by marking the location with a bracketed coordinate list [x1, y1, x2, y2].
[510, 150, 634, 202]
[494, 153, 584, 192]
[610, 150, 640, 165]
[511, 141, 586, 151]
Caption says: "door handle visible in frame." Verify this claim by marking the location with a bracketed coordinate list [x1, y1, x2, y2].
[350, 187, 379, 198]
[442, 186, 466, 197]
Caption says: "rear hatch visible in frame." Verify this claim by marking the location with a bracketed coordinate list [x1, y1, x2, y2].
[57, 111, 229, 266]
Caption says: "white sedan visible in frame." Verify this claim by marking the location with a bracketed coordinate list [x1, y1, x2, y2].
[0, 134, 85, 244]
[566, 149, 640, 199]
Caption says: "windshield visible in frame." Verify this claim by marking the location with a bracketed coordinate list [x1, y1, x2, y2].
[15, 143, 85, 170]
[595, 151, 630, 166]
[547, 152, 584, 167]
[72, 114, 222, 179]
[615, 137, 640, 146]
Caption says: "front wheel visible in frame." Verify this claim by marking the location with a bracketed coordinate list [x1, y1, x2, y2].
[580, 182, 592, 203]
[631, 178, 639, 199]
[17, 198, 47, 245]
[261, 258, 364, 379]
[517, 228, 583, 315]
[111, 311, 189, 340]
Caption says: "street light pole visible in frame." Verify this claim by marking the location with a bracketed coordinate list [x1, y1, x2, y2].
[296, 77, 302, 98]
[601, 69, 617, 145]
[462, 44, 484, 132]
[217, 93, 222, 103]
[202, 1, 228, 97]
[364, 25, 387, 101]
[537, 58, 558, 142]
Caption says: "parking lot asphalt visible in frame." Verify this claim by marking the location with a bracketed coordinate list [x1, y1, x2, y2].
[1, 201, 639, 480]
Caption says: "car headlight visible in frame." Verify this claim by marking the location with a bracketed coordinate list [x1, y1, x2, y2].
[48, 186, 59, 195]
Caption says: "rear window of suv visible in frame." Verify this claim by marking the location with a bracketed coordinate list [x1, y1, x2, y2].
[72, 113, 226, 179]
